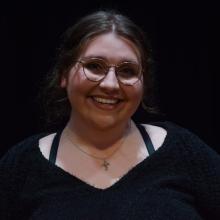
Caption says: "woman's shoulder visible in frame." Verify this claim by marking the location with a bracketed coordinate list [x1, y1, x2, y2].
[144, 120, 219, 159]
[140, 120, 193, 149]
[0, 132, 50, 165]
[140, 122, 167, 151]
[146, 120, 190, 134]
[140, 120, 214, 153]
[145, 120, 203, 142]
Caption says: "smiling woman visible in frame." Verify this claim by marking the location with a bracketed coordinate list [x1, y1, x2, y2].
[1, 9, 220, 220]
[61, 33, 143, 133]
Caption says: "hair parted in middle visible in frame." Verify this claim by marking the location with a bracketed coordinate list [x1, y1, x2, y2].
[40, 9, 158, 130]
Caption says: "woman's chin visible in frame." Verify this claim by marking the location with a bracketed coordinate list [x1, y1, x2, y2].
[88, 115, 123, 131]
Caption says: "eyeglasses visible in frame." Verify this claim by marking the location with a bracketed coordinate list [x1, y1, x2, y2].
[77, 57, 142, 86]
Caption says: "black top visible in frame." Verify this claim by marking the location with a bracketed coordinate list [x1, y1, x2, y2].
[1, 121, 220, 220]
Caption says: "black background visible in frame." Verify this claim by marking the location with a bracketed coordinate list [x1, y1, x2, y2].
[0, 1, 219, 157]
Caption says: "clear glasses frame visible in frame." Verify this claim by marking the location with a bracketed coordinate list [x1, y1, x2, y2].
[77, 57, 142, 86]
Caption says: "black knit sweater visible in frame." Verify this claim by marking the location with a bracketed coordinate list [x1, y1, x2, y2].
[1, 121, 220, 219]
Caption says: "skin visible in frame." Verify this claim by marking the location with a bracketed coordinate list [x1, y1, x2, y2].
[61, 32, 144, 150]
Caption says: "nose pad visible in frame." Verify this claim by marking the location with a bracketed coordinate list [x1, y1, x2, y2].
[99, 67, 120, 89]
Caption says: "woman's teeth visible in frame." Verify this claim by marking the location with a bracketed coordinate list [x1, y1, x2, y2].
[93, 97, 119, 104]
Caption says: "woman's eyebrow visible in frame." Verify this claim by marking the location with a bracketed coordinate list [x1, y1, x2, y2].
[81, 55, 138, 64]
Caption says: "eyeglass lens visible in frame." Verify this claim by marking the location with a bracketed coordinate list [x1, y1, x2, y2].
[81, 58, 140, 85]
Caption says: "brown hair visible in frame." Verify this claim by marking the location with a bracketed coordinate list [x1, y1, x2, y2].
[40, 10, 158, 130]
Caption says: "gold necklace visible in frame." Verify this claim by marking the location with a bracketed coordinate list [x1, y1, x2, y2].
[65, 126, 129, 171]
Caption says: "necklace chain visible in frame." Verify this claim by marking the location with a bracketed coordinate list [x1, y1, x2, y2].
[65, 125, 129, 171]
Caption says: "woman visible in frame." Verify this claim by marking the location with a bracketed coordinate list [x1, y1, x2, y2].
[1, 10, 220, 219]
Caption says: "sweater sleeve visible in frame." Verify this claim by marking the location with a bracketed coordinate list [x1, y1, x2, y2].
[0, 136, 40, 219]
[182, 130, 220, 219]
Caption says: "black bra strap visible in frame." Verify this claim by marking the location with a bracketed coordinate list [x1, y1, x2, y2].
[49, 130, 63, 164]
[136, 124, 155, 155]
[49, 124, 155, 164]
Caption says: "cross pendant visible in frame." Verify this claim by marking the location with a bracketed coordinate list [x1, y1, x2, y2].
[102, 160, 110, 171]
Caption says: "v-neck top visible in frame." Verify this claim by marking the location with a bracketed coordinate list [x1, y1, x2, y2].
[1, 121, 220, 219]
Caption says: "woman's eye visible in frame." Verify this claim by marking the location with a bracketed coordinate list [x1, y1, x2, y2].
[84, 62, 105, 75]
[85, 63, 103, 71]
[118, 67, 136, 78]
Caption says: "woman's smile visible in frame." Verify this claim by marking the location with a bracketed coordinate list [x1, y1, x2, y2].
[88, 95, 124, 111]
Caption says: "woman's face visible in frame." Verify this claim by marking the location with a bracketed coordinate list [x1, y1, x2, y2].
[61, 32, 144, 130]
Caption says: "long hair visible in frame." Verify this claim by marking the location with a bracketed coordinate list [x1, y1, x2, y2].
[39, 10, 158, 131]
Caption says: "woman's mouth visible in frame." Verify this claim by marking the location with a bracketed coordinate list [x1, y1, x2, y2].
[89, 96, 123, 110]
[92, 97, 120, 104]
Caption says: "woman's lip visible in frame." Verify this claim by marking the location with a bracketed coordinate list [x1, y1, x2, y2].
[90, 95, 123, 100]
[92, 96, 120, 104]
[88, 96, 123, 110]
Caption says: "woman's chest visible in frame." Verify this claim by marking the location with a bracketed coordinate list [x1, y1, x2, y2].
[16, 173, 202, 220]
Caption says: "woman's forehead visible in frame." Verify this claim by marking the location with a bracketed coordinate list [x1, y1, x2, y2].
[79, 33, 141, 63]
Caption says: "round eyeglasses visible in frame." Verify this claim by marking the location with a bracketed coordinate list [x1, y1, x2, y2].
[77, 57, 142, 86]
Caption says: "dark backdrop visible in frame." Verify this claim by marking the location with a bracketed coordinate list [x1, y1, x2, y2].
[0, 1, 218, 157]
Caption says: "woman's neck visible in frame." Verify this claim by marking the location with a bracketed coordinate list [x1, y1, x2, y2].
[65, 118, 130, 150]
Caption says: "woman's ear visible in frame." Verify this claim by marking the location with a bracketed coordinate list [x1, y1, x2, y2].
[60, 76, 67, 88]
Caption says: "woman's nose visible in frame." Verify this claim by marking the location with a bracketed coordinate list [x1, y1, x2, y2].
[98, 67, 120, 90]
